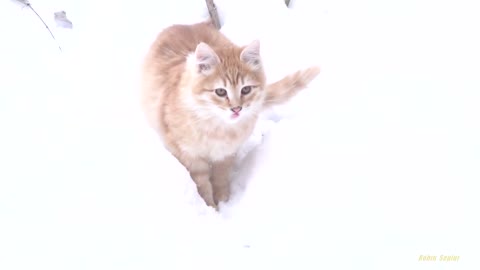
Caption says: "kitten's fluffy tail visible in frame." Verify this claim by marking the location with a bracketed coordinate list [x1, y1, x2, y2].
[263, 66, 321, 108]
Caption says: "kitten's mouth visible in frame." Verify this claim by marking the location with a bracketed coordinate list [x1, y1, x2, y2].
[231, 112, 240, 119]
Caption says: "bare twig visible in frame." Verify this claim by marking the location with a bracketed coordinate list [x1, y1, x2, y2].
[205, 0, 221, 30]
[13, 0, 62, 52]
[11, 0, 29, 6]
[27, 4, 62, 52]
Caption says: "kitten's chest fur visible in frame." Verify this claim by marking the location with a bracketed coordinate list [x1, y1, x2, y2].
[144, 99, 256, 168]
[177, 118, 255, 161]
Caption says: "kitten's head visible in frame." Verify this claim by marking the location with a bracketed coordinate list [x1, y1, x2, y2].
[185, 40, 267, 124]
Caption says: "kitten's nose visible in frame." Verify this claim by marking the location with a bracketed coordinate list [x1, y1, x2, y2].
[230, 106, 242, 113]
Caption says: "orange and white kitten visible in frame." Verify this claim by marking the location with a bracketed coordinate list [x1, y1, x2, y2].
[141, 21, 320, 210]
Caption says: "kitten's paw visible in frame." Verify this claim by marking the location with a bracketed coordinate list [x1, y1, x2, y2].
[203, 196, 217, 209]
[215, 193, 230, 204]
[213, 188, 230, 206]
[196, 187, 217, 209]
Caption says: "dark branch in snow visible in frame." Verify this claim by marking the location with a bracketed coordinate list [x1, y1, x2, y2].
[12, 0, 62, 52]
[27, 4, 62, 52]
[205, 0, 221, 30]
[11, 0, 30, 6]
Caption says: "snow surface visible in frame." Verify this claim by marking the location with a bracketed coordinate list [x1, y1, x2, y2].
[1, 0, 479, 269]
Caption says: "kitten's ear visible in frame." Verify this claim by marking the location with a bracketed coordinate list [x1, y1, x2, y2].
[195, 42, 220, 75]
[240, 40, 261, 70]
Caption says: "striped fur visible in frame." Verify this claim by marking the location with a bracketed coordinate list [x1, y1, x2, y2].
[141, 21, 320, 209]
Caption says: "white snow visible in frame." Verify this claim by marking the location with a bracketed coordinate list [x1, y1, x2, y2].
[1, 0, 479, 269]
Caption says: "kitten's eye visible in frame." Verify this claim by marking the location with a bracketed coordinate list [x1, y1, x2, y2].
[241, 86, 252, 95]
[215, 88, 227, 97]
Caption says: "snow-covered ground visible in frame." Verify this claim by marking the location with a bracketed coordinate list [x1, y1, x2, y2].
[1, 0, 479, 269]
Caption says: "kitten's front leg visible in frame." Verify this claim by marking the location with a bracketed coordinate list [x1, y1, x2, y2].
[211, 155, 236, 205]
[176, 154, 216, 208]
[189, 167, 216, 208]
